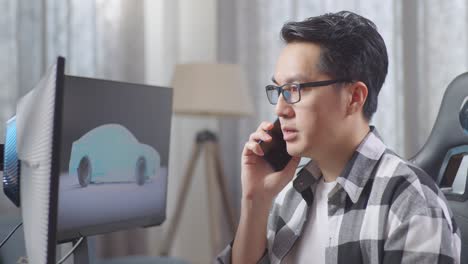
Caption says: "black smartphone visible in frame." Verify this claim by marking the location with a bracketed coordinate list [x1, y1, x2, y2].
[258, 119, 292, 172]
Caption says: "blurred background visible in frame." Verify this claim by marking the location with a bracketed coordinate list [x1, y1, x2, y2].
[0, 0, 467, 263]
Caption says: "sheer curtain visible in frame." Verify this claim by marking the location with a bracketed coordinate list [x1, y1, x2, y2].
[144, 0, 222, 262]
[0, 0, 148, 260]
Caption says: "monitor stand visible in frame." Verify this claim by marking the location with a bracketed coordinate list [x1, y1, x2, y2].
[70, 236, 96, 264]
[74, 237, 90, 264]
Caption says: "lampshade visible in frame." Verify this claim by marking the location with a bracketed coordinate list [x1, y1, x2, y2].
[172, 63, 254, 116]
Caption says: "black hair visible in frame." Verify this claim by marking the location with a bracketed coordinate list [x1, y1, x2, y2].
[281, 11, 388, 121]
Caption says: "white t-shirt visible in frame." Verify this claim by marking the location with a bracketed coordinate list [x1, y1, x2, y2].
[283, 179, 336, 263]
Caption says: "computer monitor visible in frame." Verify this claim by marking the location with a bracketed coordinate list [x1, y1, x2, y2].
[2, 57, 173, 263]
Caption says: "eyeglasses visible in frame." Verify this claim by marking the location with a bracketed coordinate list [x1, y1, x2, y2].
[265, 79, 351, 105]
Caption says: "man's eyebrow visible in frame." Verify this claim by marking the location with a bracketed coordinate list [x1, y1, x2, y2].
[271, 76, 278, 84]
[271, 74, 312, 85]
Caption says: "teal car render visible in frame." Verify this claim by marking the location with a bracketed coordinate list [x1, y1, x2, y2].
[68, 124, 160, 187]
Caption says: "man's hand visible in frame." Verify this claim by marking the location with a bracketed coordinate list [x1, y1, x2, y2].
[232, 121, 300, 264]
[241, 121, 300, 202]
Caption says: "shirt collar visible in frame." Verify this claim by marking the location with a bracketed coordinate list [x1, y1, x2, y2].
[293, 126, 387, 204]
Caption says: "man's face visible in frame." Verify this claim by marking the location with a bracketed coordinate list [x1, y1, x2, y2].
[273, 42, 349, 158]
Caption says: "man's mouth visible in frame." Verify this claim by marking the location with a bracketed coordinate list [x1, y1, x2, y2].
[282, 127, 298, 141]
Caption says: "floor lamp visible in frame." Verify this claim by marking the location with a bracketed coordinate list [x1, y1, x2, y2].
[159, 63, 254, 257]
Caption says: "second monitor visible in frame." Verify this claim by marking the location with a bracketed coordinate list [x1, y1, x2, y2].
[57, 75, 173, 242]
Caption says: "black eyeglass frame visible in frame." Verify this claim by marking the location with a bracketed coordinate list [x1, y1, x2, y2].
[265, 78, 352, 105]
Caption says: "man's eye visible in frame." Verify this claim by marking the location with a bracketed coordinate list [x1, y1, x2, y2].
[286, 84, 299, 92]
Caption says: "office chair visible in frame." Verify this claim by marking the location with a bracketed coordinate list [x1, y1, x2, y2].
[410, 72, 468, 263]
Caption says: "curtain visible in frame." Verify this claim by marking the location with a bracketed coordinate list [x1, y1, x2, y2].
[0, 0, 148, 260]
[144, 0, 221, 263]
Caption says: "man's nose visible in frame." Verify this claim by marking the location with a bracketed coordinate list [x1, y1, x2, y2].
[275, 94, 294, 118]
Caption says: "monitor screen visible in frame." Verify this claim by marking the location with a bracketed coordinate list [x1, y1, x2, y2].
[56, 75, 172, 242]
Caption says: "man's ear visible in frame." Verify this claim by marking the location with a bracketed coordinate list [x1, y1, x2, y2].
[346, 81, 368, 116]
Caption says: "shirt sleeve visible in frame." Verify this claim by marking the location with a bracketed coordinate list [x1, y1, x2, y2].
[382, 212, 460, 264]
[215, 241, 270, 264]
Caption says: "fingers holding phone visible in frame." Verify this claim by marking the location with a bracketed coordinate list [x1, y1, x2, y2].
[241, 119, 300, 201]
[243, 122, 273, 157]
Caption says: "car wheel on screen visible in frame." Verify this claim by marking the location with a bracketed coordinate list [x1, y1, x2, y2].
[136, 157, 146, 186]
[78, 156, 91, 187]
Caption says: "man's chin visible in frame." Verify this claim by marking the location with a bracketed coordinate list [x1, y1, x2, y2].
[286, 144, 302, 157]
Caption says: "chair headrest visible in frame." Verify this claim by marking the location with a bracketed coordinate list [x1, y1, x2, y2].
[410, 72, 468, 183]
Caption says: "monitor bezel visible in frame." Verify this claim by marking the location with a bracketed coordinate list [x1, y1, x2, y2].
[47, 56, 65, 264]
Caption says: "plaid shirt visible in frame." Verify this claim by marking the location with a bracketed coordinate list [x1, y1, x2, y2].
[217, 127, 461, 264]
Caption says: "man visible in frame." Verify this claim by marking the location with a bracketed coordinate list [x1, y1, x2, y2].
[217, 11, 461, 264]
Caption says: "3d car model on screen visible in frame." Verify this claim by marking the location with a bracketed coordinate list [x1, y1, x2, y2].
[69, 124, 160, 187]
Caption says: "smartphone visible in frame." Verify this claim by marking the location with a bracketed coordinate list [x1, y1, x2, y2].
[258, 118, 292, 172]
